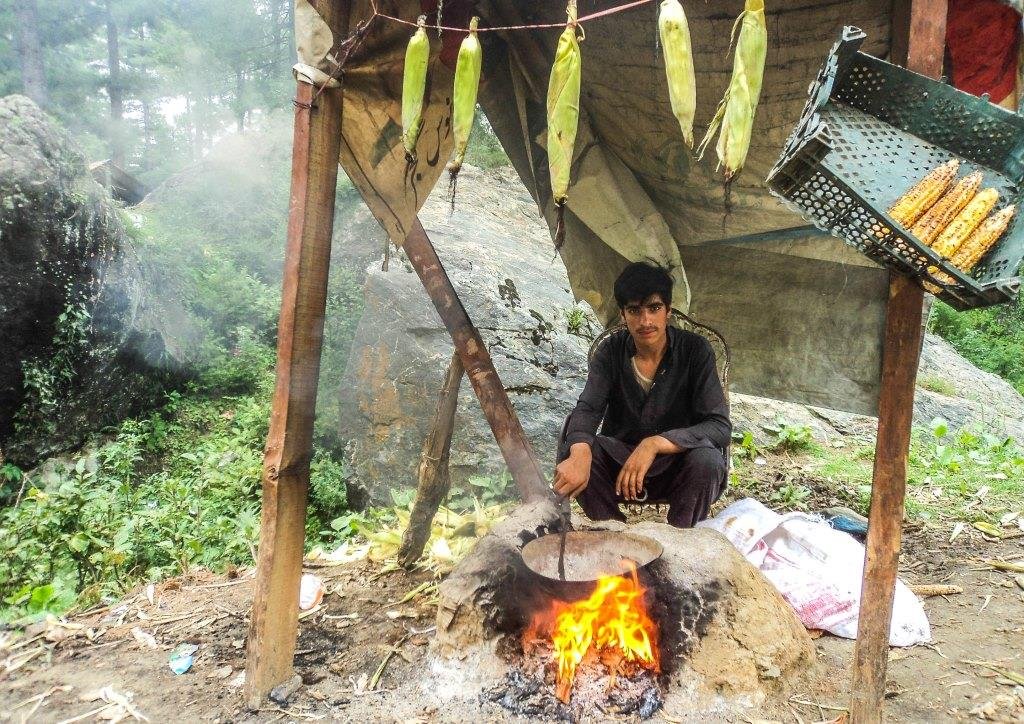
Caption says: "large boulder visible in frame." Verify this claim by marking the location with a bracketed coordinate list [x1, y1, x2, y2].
[338, 165, 599, 505]
[0, 95, 200, 465]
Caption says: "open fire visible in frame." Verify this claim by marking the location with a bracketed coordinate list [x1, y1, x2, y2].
[524, 562, 661, 703]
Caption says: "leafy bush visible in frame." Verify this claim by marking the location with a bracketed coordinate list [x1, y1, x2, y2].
[930, 299, 1024, 394]
[768, 418, 816, 453]
[0, 350, 352, 622]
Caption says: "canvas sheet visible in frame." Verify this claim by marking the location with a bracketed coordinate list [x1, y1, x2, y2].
[314, 0, 899, 416]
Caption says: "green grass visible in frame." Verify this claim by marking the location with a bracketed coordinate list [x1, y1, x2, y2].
[729, 415, 1024, 527]
[917, 374, 957, 396]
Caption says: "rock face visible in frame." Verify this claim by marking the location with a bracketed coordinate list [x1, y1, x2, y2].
[0, 95, 199, 464]
[730, 332, 1024, 446]
[338, 165, 599, 505]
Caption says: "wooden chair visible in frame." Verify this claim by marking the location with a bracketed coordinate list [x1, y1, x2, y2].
[558, 308, 731, 505]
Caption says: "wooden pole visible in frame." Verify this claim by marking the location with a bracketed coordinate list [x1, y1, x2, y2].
[398, 351, 465, 568]
[402, 217, 551, 503]
[850, 2, 947, 720]
[243, 1, 349, 708]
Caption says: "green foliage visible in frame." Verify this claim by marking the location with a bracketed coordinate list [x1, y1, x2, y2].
[450, 470, 514, 509]
[767, 418, 815, 453]
[732, 429, 761, 461]
[14, 303, 93, 437]
[771, 481, 812, 510]
[464, 110, 510, 169]
[0, 348, 352, 622]
[930, 299, 1024, 394]
[810, 419, 1024, 522]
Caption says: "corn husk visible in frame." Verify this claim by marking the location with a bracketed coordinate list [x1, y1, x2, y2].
[658, 0, 696, 149]
[698, 0, 767, 181]
[547, 1, 582, 250]
[401, 16, 430, 162]
[447, 17, 482, 183]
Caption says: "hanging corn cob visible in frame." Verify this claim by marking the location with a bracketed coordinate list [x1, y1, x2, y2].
[658, 0, 696, 149]
[447, 17, 482, 185]
[402, 16, 430, 163]
[930, 187, 999, 258]
[909, 171, 982, 245]
[547, 1, 582, 250]
[948, 204, 1016, 272]
[888, 159, 959, 227]
[697, 0, 767, 181]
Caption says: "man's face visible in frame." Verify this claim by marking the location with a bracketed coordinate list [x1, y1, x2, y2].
[621, 294, 669, 346]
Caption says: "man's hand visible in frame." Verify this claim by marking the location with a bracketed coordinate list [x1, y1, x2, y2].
[553, 443, 592, 499]
[616, 437, 659, 500]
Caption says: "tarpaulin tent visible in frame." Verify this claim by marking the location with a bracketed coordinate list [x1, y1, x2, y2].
[318, 0, 897, 416]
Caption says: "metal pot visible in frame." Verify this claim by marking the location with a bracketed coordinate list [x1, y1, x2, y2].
[520, 530, 664, 602]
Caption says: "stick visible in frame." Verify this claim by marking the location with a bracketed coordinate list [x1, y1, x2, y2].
[398, 352, 465, 568]
[368, 634, 410, 690]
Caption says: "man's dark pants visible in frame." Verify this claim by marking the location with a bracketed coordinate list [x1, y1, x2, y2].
[575, 436, 727, 528]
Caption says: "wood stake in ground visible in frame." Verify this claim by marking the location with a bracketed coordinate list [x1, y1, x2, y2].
[398, 351, 466, 568]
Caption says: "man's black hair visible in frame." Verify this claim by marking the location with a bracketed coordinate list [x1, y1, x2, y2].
[613, 262, 673, 309]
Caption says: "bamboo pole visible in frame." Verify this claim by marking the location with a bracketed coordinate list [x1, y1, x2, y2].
[243, 1, 349, 708]
[849, 2, 947, 721]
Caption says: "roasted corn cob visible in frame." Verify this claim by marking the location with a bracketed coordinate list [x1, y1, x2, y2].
[931, 187, 999, 257]
[402, 16, 430, 163]
[909, 171, 982, 245]
[547, 1, 582, 250]
[659, 0, 696, 149]
[447, 17, 482, 183]
[888, 159, 959, 227]
[949, 204, 1015, 272]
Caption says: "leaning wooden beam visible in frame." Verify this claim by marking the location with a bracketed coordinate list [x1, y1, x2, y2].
[401, 217, 550, 503]
[398, 351, 466, 567]
[850, 1, 946, 720]
[243, 1, 349, 708]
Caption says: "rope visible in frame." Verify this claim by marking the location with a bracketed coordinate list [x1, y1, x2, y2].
[369, 0, 656, 32]
[303, 1, 655, 105]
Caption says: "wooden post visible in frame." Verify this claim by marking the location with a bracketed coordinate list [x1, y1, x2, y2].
[243, 1, 349, 708]
[850, 2, 947, 720]
[398, 351, 465, 568]
[401, 217, 551, 503]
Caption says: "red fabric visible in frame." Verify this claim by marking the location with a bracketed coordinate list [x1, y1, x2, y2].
[419, 0, 475, 69]
[945, 0, 1021, 103]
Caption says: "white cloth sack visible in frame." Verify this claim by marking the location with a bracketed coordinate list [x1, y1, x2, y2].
[697, 497, 930, 646]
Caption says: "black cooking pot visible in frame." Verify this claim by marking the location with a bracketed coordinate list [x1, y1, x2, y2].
[520, 530, 664, 602]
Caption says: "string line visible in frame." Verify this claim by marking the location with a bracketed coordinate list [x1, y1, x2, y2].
[305, 1, 655, 101]
[369, 0, 655, 32]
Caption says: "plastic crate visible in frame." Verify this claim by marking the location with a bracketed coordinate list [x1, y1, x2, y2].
[767, 27, 1024, 310]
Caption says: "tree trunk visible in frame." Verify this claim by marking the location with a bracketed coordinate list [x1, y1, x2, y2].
[398, 352, 465, 568]
[14, 0, 48, 107]
[235, 69, 246, 133]
[105, 0, 126, 168]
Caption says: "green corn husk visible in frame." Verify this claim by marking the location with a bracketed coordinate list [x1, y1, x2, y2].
[697, 0, 767, 180]
[546, 2, 582, 251]
[716, 66, 753, 181]
[448, 17, 482, 185]
[402, 16, 430, 163]
[658, 0, 696, 149]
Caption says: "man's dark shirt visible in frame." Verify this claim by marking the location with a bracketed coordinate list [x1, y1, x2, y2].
[563, 326, 731, 457]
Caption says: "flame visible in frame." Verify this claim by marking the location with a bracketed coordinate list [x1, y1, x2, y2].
[530, 561, 659, 701]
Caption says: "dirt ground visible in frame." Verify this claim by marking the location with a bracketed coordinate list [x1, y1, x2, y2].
[2, 472, 1023, 723]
